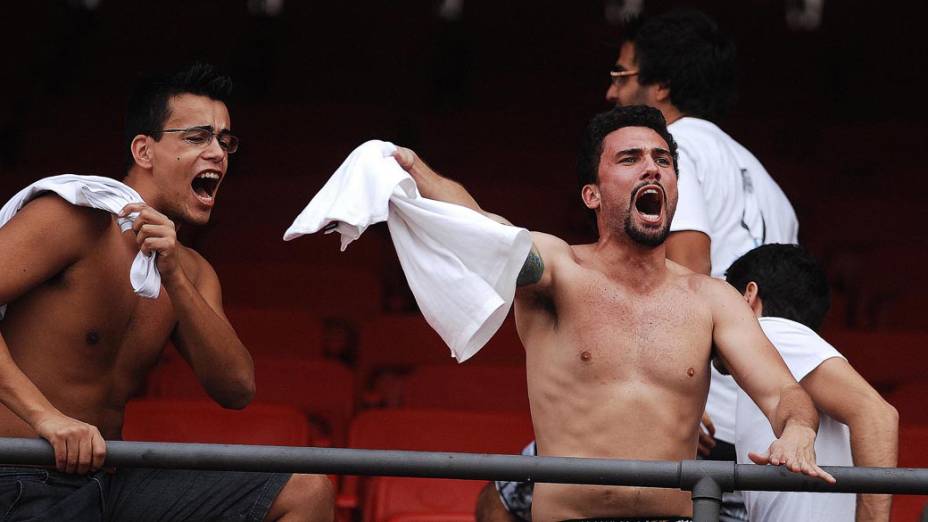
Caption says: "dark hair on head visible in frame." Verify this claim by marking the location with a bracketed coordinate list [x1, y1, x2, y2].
[578, 105, 678, 190]
[620, 9, 737, 121]
[124, 63, 233, 169]
[725, 244, 831, 332]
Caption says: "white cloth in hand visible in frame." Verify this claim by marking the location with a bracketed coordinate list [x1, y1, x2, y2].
[284, 140, 532, 362]
[0, 174, 160, 319]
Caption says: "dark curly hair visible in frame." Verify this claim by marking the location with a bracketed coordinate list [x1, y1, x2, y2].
[726, 244, 831, 332]
[578, 105, 678, 191]
[620, 9, 737, 121]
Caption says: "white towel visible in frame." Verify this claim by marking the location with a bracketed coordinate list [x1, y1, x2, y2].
[284, 140, 532, 362]
[0, 174, 161, 319]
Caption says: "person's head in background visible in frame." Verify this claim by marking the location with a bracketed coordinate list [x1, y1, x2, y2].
[605, 9, 737, 125]
[725, 244, 831, 332]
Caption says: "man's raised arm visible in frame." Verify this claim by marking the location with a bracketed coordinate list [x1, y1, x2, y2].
[393, 147, 563, 292]
[706, 278, 835, 483]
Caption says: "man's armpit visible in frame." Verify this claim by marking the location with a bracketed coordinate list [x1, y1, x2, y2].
[516, 245, 544, 287]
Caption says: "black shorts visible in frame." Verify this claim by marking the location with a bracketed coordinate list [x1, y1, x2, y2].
[0, 465, 290, 521]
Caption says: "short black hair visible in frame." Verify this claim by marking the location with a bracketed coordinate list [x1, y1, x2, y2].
[620, 9, 737, 121]
[725, 244, 831, 332]
[578, 105, 678, 190]
[124, 63, 233, 169]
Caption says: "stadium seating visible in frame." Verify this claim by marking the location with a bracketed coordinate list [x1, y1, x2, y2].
[357, 314, 525, 392]
[340, 408, 534, 517]
[224, 306, 325, 358]
[822, 331, 928, 392]
[364, 476, 483, 522]
[892, 426, 928, 521]
[215, 262, 383, 320]
[400, 364, 528, 411]
[146, 356, 355, 446]
[122, 398, 310, 446]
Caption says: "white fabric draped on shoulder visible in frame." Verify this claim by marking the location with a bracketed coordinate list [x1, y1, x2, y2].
[0, 174, 161, 319]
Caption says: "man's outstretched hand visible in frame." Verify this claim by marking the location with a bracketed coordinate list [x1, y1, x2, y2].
[749, 423, 836, 484]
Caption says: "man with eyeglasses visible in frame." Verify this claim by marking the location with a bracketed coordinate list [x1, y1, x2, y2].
[0, 64, 334, 521]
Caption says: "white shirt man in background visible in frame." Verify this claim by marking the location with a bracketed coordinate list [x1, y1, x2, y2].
[727, 244, 898, 522]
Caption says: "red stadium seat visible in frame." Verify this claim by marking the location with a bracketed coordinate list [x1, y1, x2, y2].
[892, 426, 928, 521]
[146, 356, 356, 446]
[400, 364, 529, 411]
[347, 408, 533, 453]
[358, 314, 525, 392]
[385, 515, 473, 522]
[365, 476, 483, 522]
[340, 408, 533, 517]
[122, 399, 310, 446]
[224, 306, 325, 358]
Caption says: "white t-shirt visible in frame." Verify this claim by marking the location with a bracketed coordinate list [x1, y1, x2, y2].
[668, 117, 799, 443]
[735, 317, 855, 522]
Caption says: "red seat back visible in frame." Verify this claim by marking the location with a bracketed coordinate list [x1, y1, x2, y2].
[122, 399, 310, 446]
[400, 364, 528, 411]
[366, 476, 482, 522]
[146, 356, 355, 446]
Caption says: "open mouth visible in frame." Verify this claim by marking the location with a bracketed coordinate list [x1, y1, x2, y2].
[633, 185, 664, 222]
[191, 171, 222, 204]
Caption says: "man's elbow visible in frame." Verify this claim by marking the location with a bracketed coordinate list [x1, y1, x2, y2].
[209, 374, 256, 410]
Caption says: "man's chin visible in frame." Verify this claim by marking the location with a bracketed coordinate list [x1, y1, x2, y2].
[626, 223, 670, 247]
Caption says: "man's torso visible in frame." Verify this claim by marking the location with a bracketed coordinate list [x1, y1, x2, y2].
[515, 244, 715, 521]
[0, 203, 203, 440]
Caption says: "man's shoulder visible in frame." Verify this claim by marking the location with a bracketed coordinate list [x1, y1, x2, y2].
[13, 193, 112, 236]
[178, 244, 217, 285]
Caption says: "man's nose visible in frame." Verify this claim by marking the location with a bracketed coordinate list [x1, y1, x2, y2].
[605, 83, 619, 105]
[203, 137, 225, 161]
[640, 157, 661, 181]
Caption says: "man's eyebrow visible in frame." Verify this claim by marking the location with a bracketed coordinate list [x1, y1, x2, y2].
[614, 147, 644, 159]
[652, 147, 672, 157]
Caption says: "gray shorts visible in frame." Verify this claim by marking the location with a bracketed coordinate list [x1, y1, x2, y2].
[0, 466, 290, 521]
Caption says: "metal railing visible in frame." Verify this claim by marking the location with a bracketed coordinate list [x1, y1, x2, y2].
[0, 438, 925, 522]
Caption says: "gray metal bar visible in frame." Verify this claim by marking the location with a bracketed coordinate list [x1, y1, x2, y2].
[691, 476, 722, 522]
[0, 438, 926, 496]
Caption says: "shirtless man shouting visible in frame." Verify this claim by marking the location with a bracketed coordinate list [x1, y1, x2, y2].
[394, 105, 832, 522]
[0, 64, 333, 521]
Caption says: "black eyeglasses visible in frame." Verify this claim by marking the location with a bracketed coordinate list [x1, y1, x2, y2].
[609, 66, 639, 87]
[153, 126, 239, 154]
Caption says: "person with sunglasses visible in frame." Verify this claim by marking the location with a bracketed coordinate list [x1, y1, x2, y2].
[0, 63, 334, 521]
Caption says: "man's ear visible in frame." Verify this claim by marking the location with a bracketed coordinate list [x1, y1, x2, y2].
[581, 184, 601, 210]
[653, 82, 672, 103]
[130, 135, 153, 169]
[743, 281, 763, 316]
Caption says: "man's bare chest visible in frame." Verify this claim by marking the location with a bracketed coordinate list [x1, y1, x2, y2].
[545, 273, 714, 384]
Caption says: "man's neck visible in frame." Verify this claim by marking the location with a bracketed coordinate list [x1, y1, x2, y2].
[591, 232, 669, 289]
[123, 169, 157, 208]
[657, 103, 686, 126]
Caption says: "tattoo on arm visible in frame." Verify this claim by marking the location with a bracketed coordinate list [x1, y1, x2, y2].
[517, 246, 544, 287]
